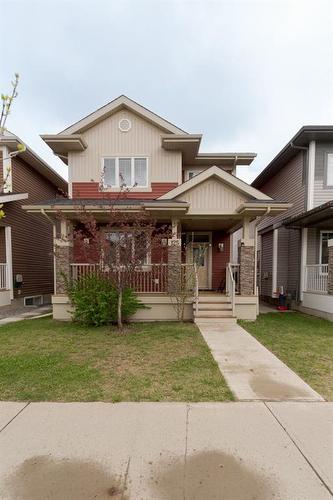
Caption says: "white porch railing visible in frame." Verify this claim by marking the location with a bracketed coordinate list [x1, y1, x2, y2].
[229, 263, 240, 294]
[226, 263, 236, 317]
[70, 263, 197, 295]
[0, 263, 8, 290]
[304, 264, 328, 293]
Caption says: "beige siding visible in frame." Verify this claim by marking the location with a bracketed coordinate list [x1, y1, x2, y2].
[314, 142, 333, 207]
[69, 109, 182, 186]
[257, 152, 306, 231]
[176, 178, 248, 213]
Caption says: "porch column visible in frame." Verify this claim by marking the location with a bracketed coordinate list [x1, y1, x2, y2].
[328, 239, 333, 295]
[168, 218, 182, 292]
[54, 219, 73, 295]
[239, 217, 255, 295]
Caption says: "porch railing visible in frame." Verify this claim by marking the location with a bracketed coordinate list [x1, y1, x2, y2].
[0, 263, 8, 290]
[303, 264, 328, 294]
[226, 263, 235, 317]
[70, 263, 197, 295]
[229, 263, 240, 294]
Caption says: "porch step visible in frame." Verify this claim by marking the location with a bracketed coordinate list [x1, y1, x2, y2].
[195, 317, 236, 324]
[194, 310, 234, 318]
[194, 303, 232, 311]
[197, 295, 230, 303]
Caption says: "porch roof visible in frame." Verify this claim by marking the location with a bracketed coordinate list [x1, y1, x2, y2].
[283, 201, 333, 229]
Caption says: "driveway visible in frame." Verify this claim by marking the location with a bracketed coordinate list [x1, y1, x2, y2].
[0, 401, 332, 499]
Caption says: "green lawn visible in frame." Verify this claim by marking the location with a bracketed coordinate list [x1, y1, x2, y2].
[0, 318, 233, 402]
[240, 312, 333, 400]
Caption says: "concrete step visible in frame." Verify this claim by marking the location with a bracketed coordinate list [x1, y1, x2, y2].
[194, 317, 237, 324]
[194, 310, 234, 318]
[194, 304, 233, 311]
[197, 295, 230, 304]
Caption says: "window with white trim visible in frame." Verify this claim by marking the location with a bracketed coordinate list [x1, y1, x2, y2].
[319, 231, 333, 264]
[102, 157, 148, 188]
[326, 154, 333, 186]
[106, 231, 150, 265]
[187, 170, 203, 180]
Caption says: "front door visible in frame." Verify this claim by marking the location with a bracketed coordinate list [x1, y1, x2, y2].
[192, 242, 210, 289]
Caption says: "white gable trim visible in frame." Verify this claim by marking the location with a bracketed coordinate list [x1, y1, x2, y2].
[61, 95, 187, 135]
[158, 166, 273, 201]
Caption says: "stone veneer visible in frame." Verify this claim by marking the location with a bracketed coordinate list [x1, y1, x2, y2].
[239, 245, 255, 296]
[55, 242, 73, 294]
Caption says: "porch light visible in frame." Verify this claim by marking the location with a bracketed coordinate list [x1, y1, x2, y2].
[218, 242, 224, 252]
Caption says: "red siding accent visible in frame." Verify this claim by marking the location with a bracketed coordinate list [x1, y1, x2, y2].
[211, 231, 230, 290]
[72, 182, 178, 199]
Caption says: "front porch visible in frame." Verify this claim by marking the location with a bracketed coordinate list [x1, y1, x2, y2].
[52, 213, 260, 322]
[285, 201, 333, 321]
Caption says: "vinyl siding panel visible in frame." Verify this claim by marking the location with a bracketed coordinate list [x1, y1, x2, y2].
[176, 178, 248, 213]
[69, 109, 182, 191]
[211, 232, 230, 289]
[72, 182, 177, 199]
[307, 228, 319, 264]
[257, 152, 306, 231]
[5, 155, 61, 298]
[288, 229, 301, 299]
[314, 142, 333, 207]
[260, 231, 273, 297]
[277, 227, 289, 291]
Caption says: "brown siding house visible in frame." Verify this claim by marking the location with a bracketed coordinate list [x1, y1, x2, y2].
[0, 134, 67, 307]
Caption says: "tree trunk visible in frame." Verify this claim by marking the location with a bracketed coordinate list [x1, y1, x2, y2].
[117, 288, 123, 330]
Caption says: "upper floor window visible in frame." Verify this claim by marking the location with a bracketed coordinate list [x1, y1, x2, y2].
[187, 170, 203, 181]
[326, 154, 333, 187]
[103, 157, 148, 188]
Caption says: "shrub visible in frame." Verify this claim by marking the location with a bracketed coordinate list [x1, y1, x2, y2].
[67, 274, 146, 326]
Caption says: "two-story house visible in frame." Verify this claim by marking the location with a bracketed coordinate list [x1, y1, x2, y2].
[252, 126, 333, 321]
[0, 132, 67, 308]
[24, 96, 289, 321]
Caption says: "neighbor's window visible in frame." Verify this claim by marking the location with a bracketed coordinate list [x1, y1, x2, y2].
[326, 154, 333, 186]
[187, 170, 203, 180]
[106, 231, 149, 265]
[320, 231, 333, 264]
[103, 157, 148, 188]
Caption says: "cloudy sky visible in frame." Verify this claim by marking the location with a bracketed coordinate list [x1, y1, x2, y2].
[1, 0, 333, 183]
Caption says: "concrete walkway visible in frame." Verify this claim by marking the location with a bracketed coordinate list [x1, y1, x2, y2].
[0, 401, 332, 499]
[196, 321, 324, 401]
[0, 305, 52, 326]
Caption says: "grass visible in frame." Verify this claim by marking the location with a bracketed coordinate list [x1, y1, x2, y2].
[240, 312, 333, 400]
[0, 318, 233, 402]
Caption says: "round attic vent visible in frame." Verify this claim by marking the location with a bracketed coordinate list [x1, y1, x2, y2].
[119, 118, 131, 132]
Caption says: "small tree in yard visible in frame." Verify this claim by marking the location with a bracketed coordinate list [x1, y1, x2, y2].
[66, 205, 171, 329]
[168, 243, 207, 321]
[0, 73, 26, 217]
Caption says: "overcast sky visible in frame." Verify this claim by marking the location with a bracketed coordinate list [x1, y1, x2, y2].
[1, 0, 333, 183]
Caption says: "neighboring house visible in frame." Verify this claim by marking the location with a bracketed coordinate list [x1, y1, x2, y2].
[0, 133, 67, 307]
[24, 95, 289, 321]
[252, 126, 333, 321]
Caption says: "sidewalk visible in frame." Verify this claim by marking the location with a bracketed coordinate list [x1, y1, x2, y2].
[196, 321, 324, 401]
[0, 401, 332, 499]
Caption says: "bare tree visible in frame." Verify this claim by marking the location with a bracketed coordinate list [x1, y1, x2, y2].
[66, 204, 171, 329]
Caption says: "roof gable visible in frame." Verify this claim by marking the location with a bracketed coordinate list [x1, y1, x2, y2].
[61, 95, 187, 135]
[159, 166, 272, 202]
